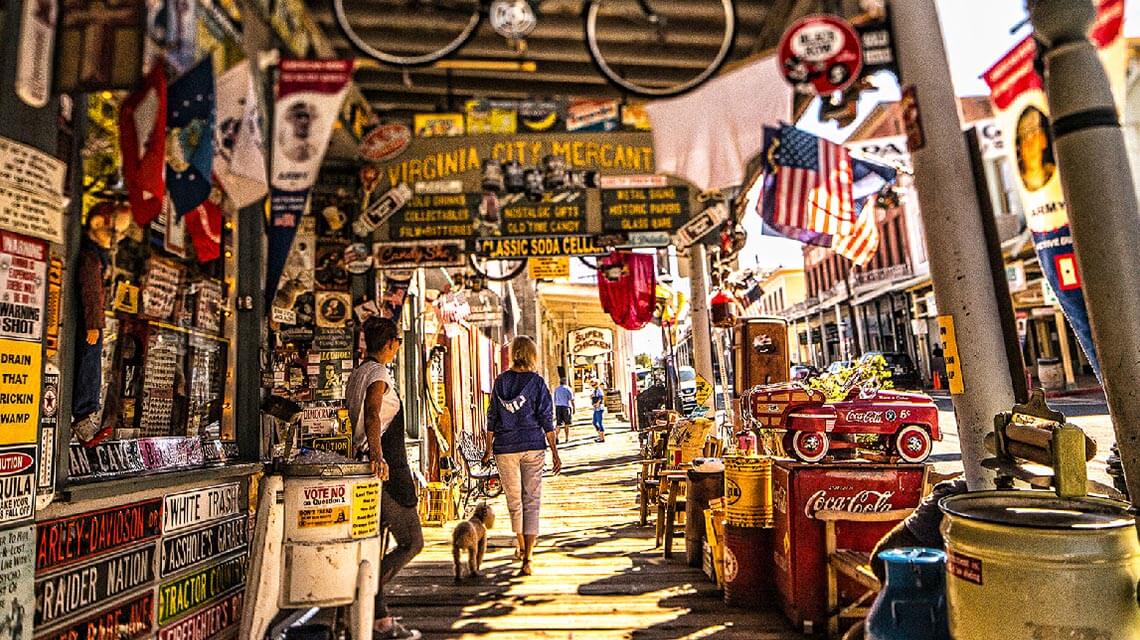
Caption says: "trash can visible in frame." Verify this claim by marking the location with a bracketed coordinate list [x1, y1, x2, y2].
[941, 490, 1140, 639]
[243, 461, 383, 640]
[722, 523, 775, 608]
[1036, 357, 1064, 391]
[686, 462, 725, 568]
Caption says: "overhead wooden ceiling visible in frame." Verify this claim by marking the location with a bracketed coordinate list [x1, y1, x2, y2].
[306, 0, 863, 117]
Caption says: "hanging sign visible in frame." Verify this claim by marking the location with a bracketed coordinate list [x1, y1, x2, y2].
[0, 136, 66, 244]
[569, 327, 613, 357]
[157, 589, 243, 640]
[0, 232, 46, 342]
[267, 59, 353, 305]
[162, 482, 242, 533]
[15, 0, 57, 108]
[598, 174, 667, 190]
[34, 543, 157, 627]
[501, 191, 587, 236]
[778, 14, 863, 95]
[360, 123, 412, 162]
[160, 514, 248, 577]
[44, 256, 62, 357]
[37, 590, 154, 640]
[675, 202, 729, 248]
[900, 85, 925, 152]
[35, 499, 163, 573]
[0, 525, 34, 640]
[601, 186, 689, 233]
[374, 241, 466, 268]
[0, 338, 41, 445]
[156, 552, 247, 625]
[527, 257, 570, 280]
[36, 366, 57, 495]
[0, 444, 35, 526]
[982, 1, 1124, 380]
[476, 235, 605, 259]
[386, 193, 478, 242]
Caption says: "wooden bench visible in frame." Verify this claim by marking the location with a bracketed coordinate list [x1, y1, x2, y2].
[814, 509, 914, 639]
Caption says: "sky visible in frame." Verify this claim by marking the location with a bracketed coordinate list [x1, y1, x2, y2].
[739, 0, 1140, 275]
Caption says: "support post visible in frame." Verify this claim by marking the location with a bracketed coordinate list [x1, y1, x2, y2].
[689, 244, 716, 412]
[891, 0, 1017, 489]
[1030, 0, 1140, 500]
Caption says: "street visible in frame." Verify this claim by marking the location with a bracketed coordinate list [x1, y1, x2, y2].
[929, 393, 1118, 487]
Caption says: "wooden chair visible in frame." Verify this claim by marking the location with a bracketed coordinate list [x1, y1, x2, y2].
[814, 509, 914, 639]
[638, 457, 664, 526]
[655, 469, 688, 558]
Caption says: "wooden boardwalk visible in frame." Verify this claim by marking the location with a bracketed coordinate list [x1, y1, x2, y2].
[388, 408, 803, 639]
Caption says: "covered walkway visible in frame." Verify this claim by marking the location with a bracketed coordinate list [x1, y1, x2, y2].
[389, 405, 798, 639]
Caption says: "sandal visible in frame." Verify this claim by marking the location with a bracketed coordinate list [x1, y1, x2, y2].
[518, 561, 533, 576]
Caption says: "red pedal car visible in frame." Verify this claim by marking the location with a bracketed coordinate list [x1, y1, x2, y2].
[746, 378, 940, 463]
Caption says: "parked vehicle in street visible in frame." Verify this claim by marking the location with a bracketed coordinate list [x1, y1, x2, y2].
[826, 360, 853, 375]
[678, 366, 697, 414]
[860, 351, 922, 390]
[791, 364, 821, 382]
[747, 375, 941, 463]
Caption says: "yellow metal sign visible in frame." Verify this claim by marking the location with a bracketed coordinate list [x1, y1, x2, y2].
[351, 481, 380, 538]
[298, 506, 349, 528]
[937, 315, 965, 395]
[695, 374, 713, 407]
[0, 339, 40, 445]
[527, 256, 570, 280]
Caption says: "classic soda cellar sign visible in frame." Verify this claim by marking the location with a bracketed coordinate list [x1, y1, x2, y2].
[476, 235, 605, 259]
[601, 186, 689, 233]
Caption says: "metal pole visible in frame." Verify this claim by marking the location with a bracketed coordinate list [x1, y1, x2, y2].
[689, 244, 716, 412]
[1030, 0, 1140, 500]
[835, 302, 847, 360]
[891, 0, 1017, 489]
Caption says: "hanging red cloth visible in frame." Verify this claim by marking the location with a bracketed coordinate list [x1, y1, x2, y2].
[597, 252, 656, 330]
[118, 64, 167, 226]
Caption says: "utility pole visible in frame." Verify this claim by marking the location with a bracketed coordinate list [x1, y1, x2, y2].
[1029, 0, 1140, 501]
[689, 244, 716, 412]
[891, 0, 1017, 489]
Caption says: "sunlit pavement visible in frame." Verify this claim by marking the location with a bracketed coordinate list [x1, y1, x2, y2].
[387, 404, 801, 639]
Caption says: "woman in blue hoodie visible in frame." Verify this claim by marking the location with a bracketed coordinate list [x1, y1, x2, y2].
[482, 336, 562, 576]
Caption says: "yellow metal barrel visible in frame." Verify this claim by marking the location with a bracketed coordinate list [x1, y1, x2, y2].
[941, 490, 1140, 639]
[723, 455, 774, 528]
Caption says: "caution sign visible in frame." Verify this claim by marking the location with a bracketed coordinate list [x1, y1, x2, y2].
[937, 315, 965, 395]
[695, 375, 713, 407]
[0, 338, 40, 445]
[351, 481, 380, 539]
[0, 231, 46, 342]
[527, 257, 569, 280]
[476, 235, 604, 259]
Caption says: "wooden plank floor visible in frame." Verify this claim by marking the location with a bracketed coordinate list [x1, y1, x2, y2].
[388, 406, 803, 639]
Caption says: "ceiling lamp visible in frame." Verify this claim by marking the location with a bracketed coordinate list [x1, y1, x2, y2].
[489, 0, 538, 40]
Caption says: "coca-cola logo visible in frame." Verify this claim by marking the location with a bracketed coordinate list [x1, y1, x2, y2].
[845, 410, 885, 424]
[0, 452, 32, 475]
[804, 489, 895, 518]
[359, 123, 411, 162]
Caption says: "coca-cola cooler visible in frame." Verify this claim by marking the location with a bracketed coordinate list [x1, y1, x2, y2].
[772, 460, 929, 634]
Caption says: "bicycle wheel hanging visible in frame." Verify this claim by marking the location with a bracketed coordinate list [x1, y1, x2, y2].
[332, 0, 483, 66]
[585, 0, 736, 97]
[468, 253, 528, 281]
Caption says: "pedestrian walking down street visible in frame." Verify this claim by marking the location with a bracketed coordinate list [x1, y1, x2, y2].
[591, 381, 606, 442]
[346, 317, 424, 640]
[483, 336, 562, 577]
[553, 377, 575, 443]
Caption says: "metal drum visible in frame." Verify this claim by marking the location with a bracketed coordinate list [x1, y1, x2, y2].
[281, 462, 382, 607]
[723, 455, 774, 528]
[941, 490, 1140, 639]
[685, 467, 725, 568]
[722, 523, 774, 608]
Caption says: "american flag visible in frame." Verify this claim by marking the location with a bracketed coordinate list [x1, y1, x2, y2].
[833, 198, 880, 266]
[767, 126, 856, 237]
